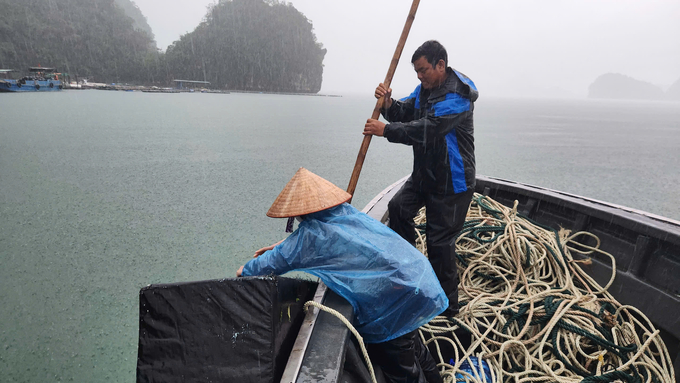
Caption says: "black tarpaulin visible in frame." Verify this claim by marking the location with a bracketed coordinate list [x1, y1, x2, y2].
[136, 276, 317, 383]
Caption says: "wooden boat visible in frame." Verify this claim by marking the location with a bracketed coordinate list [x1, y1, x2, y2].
[136, 175, 680, 382]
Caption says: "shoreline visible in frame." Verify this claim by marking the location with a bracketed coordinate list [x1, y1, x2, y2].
[63, 84, 341, 97]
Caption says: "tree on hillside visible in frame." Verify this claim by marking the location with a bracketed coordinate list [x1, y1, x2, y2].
[113, 0, 155, 41]
[164, 0, 326, 92]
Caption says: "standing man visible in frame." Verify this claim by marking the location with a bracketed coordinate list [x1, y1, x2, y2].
[237, 168, 447, 383]
[363, 40, 479, 317]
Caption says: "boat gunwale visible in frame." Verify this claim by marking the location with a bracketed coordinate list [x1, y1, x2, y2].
[364, 175, 680, 244]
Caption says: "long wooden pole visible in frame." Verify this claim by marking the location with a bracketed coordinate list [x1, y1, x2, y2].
[346, 0, 421, 201]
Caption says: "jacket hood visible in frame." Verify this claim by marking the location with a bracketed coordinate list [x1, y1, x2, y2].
[437, 67, 478, 102]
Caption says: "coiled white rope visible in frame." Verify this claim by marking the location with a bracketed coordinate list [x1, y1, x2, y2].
[415, 193, 674, 383]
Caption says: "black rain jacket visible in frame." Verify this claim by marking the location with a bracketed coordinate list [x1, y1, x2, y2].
[382, 67, 479, 195]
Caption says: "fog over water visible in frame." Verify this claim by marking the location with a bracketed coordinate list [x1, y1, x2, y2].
[134, 0, 680, 97]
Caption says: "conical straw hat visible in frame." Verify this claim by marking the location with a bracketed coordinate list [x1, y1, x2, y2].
[267, 168, 352, 218]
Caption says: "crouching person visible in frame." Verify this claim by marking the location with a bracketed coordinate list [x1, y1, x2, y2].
[236, 168, 446, 383]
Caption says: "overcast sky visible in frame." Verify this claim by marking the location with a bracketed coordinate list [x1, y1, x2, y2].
[133, 0, 680, 97]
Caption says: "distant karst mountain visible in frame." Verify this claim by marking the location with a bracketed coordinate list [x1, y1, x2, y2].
[667, 78, 680, 100]
[164, 0, 326, 93]
[588, 73, 664, 100]
[0, 0, 326, 91]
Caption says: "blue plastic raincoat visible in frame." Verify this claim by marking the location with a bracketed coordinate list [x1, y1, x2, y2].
[242, 203, 447, 343]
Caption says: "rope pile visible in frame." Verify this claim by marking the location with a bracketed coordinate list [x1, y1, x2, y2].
[415, 193, 674, 383]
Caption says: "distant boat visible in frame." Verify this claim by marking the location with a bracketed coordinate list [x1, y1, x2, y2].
[0, 67, 63, 92]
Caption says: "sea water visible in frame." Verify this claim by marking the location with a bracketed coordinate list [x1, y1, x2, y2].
[0, 90, 678, 382]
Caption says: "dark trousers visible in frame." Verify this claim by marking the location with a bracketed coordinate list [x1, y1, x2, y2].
[388, 178, 474, 316]
[367, 330, 443, 383]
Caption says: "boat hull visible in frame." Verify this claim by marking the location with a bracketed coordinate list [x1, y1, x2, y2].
[135, 175, 680, 381]
[0, 79, 63, 92]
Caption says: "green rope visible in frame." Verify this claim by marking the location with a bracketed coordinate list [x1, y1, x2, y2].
[550, 326, 593, 376]
[501, 303, 530, 334]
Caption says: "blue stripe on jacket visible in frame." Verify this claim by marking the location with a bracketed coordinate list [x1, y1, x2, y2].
[400, 84, 421, 109]
[433, 93, 470, 116]
[445, 132, 467, 193]
[435, 93, 471, 193]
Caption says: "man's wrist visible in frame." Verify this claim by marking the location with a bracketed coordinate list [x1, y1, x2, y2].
[384, 98, 393, 110]
[382, 124, 391, 139]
